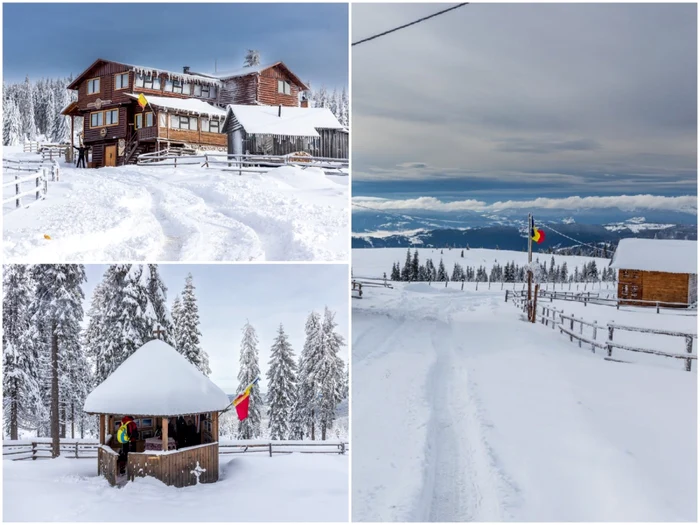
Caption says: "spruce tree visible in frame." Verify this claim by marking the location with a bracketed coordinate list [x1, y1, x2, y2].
[296, 311, 322, 439]
[266, 324, 297, 440]
[175, 274, 210, 375]
[237, 322, 262, 439]
[317, 307, 346, 440]
[244, 49, 261, 67]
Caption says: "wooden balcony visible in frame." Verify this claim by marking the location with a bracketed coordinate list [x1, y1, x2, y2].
[137, 126, 158, 141]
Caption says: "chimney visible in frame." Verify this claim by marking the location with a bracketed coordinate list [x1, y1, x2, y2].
[278, 105, 282, 117]
[183, 66, 190, 74]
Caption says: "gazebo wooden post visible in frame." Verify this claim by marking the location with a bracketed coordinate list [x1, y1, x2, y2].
[99, 414, 105, 445]
[212, 412, 219, 442]
[162, 417, 169, 451]
[70, 116, 74, 162]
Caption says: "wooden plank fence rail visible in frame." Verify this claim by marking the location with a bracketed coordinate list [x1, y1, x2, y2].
[506, 294, 697, 371]
[4, 158, 60, 181]
[219, 442, 348, 456]
[2, 168, 48, 209]
[2, 441, 99, 460]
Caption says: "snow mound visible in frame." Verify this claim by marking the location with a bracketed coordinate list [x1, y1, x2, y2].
[84, 340, 230, 416]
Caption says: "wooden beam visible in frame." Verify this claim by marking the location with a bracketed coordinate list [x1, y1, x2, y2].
[99, 414, 105, 445]
[162, 417, 169, 451]
[212, 412, 219, 443]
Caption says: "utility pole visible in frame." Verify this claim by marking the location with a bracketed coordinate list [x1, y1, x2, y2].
[527, 213, 533, 322]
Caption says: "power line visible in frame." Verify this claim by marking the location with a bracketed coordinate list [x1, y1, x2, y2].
[352, 3, 469, 47]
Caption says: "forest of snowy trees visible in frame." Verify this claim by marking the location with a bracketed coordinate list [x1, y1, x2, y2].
[231, 307, 348, 441]
[3, 264, 348, 447]
[3, 76, 78, 146]
[388, 249, 618, 284]
[2, 265, 209, 452]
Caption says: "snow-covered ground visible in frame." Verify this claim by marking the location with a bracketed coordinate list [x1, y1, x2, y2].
[352, 249, 697, 522]
[3, 146, 348, 262]
[3, 453, 348, 521]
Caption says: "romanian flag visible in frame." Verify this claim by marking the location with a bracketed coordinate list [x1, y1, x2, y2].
[137, 93, 148, 110]
[531, 225, 546, 244]
[233, 378, 259, 421]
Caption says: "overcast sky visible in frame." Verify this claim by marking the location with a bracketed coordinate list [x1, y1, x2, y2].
[83, 264, 348, 394]
[352, 3, 697, 202]
[3, 3, 348, 90]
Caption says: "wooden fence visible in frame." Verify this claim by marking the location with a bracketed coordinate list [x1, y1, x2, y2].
[2, 168, 48, 209]
[4, 157, 60, 181]
[137, 151, 349, 174]
[507, 292, 697, 371]
[97, 445, 119, 486]
[2, 440, 99, 460]
[3, 440, 348, 461]
[127, 442, 219, 488]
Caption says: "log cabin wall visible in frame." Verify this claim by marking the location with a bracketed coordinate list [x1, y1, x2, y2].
[76, 63, 133, 112]
[618, 269, 690, 305]
[257, 66, 301, 106]
[219, 75, 258, 105]
[127, 442, 219, 488]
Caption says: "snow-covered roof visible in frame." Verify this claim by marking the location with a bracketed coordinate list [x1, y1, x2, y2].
[84, 340, 230, 416]
[125, 94, 226, 118]
[610, 238, 698, 274]
[224, 105, 343, 137]
[127, 64, 222, 86]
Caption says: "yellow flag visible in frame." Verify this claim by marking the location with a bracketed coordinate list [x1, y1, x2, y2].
[137, 93, 148, 110]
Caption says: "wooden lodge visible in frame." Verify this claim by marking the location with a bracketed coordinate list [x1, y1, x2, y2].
[221, 105, 348, 159]
[84, 340, 231, 488]
[610, 238, 698, 307]
[63, 58, 311, 168]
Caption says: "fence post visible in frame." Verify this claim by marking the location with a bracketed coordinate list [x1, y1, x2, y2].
[75, 442, 79, 459]
[32, 442, 37, 460]
[569, 315, 574, 342]
[607, 324, 614, 357]
[505, 290, 508, 302]
[592, 321, 598, 353]
[685, 335, 693, 372]
[269, 443, 273, 457]
[15, 174, 20, 208]
[578, 321, 583, 348]
[340, 442, 345, 455]
[656, 302, 660, 314]
[461, 280, 464, 291]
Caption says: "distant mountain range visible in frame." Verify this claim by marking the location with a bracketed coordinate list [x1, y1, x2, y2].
[352, 218, 696, 253]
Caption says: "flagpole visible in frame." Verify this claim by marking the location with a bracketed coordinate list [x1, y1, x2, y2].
[527, 213, 533, 322]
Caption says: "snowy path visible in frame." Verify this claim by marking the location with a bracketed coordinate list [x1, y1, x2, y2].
[3, 153, 348, 262]
[352, 282, 697, 521]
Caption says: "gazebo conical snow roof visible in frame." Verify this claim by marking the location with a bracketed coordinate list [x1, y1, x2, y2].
[84, 340, 229, 417]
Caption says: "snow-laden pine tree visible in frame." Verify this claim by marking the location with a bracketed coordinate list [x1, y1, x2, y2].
[30, 265, 86, 456]
[317, 307, 346, 440]
[2, 265, 42, 439]
[3, 88, 22, 146]
[288, 351, 306, 440]
[266, 324, 297, 440]
[174, 274, 210, 375]
[295, 310, 322, 439]
[20, 76, 37, 141]
[237, 322, 263, 439]
[145, 264, 173, 346]
[244, 49, 261, 67]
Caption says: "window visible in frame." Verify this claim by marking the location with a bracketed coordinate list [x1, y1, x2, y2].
[194, 84, 215, 99]
[194, 84, 202, 97]
[105, 109, 119, 126]
[170, 115, 197, 130]
[182, 83, 191, 95]
[172, 80, 183, 94]
[145, 112, 154, 127]
[87, 78, 100, 95]
[115, 72, 129, 90]
[136, 74, 161, 90]
[164, 79, 173, 92]
[277, 80, 291, 95]
[90, 111, 103, 127]
[201, 118, 220, 133]
[135, 114, 143, 129]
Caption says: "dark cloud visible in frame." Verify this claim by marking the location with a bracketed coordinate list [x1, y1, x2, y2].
[352, 3, 697, 195]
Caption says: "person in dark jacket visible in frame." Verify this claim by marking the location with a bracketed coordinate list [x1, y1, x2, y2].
[186, 419, 199, 447]
[176, 416, 187, 449]
[73, 144, 89, 168]
[118, 416, 138, 474]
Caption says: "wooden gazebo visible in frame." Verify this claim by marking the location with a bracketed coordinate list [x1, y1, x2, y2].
[84, 340, 230, 488]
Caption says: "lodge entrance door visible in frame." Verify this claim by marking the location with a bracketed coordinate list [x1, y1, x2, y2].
[105, 145, 117, 167]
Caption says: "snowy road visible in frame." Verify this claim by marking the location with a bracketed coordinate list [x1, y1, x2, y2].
[352, 281, 697, 521]
[3, 151, 348, 262]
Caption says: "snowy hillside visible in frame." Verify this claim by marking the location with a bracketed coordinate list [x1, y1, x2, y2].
[3, 147, 348, 262]
[352, 249, 697, 521]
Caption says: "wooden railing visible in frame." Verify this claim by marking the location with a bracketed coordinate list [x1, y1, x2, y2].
[507, 294, 697, 371]
[219, 441, 348, 456]
[4, 158, 59, 182]
[98, 445, 119, 486]
[2, 440, 99, 460]
[2, 168, 48, 209]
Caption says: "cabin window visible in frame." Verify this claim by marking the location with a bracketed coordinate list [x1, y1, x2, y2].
[145, 112, 154, 127]
[136, 74, 161, 90]
[194, 84, 214, 98]
[105, 109, 119, 126]
[277, 80, 291, 95]
[164, 79, 173, 92]
[114, 72, 129, 90]
[171, 80, 185, 94]
[87, 78, 100, 95]
[170, 115, 197, 130]
[194, 84, 202, 97]
[135, 114, 143, 129]
[182, 83, 191, 95]
[201, 118, 220, 133]
[159, 113, 167, 127]
[90, 111, 103, 127]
